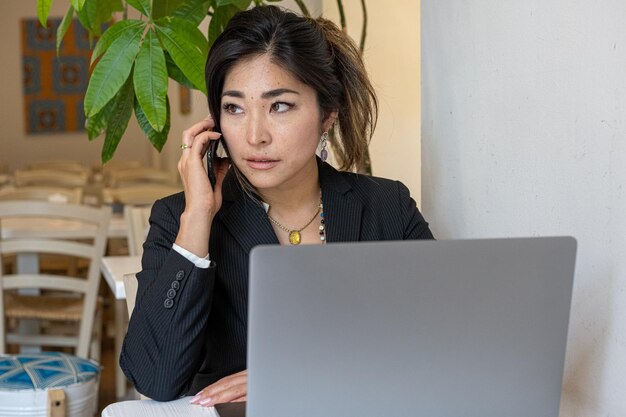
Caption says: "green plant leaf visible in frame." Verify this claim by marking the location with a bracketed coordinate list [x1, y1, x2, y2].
[126, 0, 151, 17]
[208, 4, 239, 48]
[172, 0, 211, 26]
[97, 0, 124, 23]
[135, 97, 170, 151]
[154, 17, 207, 93]
[161, 16, 208, 55]
[86, 95, 117, 140]
[134, 29, 168, 132]
[153, 0, 186, 19]
[102, 75, 135, 162]
[91, 20, 145, 66]
[37, 0, 52, 28]
[75, 0, 97, 32]
[56, 5, 74, 55]
[165, 52, 194, 89]
[85, 24, 144, 117]
[71, 0, 86, 12]
[216, 0, 250, 9]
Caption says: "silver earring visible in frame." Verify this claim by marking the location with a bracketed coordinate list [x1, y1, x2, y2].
[320, 131, 329, 162]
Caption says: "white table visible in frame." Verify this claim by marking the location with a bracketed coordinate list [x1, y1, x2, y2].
[100, 255, 142, 299]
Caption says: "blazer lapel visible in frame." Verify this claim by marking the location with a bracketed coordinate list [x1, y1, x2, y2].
[319, 160, 363, 243]
[219, 174, 278, 254]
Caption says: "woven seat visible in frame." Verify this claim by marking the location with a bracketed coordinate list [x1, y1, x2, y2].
[5, 294, 84, 321]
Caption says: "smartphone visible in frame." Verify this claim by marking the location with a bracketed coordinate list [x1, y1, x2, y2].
[207, 137, 227, 189]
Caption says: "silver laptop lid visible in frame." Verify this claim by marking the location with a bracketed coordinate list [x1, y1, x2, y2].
[247, 237, 576, 417]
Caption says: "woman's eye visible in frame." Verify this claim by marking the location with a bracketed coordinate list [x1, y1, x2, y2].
[270, 102, 291, 113]
[223, 103, 242, 114]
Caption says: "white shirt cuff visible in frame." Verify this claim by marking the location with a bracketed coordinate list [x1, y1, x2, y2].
[172, 243, 211, 269]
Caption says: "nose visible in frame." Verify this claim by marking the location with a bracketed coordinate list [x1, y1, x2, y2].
[245, 109, 271, 146]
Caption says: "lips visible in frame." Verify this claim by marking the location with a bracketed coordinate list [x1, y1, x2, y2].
[245, 158, 279, 170]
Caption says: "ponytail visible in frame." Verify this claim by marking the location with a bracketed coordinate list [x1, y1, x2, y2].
[315, 18, 378, 171]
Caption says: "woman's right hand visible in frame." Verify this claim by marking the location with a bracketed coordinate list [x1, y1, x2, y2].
[175, 116, 229, 257]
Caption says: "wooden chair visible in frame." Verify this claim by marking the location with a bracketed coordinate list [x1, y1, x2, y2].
[123, 273, 139, 319]
[27, 160, 90, 176]
[14, 169, 89, 188]
[122, 272, 149, 400]
[98, 159, 143, 176]
[103, 184, 181, 206]
[0, 201, 112, 360]
[124, 205, 152, 256]
[106, 167, 177, 187]
[0, 186, 83, 204]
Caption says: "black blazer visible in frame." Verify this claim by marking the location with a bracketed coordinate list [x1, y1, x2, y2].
[120, 160, 434, 401]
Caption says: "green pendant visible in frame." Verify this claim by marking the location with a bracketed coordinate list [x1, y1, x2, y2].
[289, 230, 301, 245]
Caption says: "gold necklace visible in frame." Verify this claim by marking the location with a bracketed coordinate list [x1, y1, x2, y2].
[267, 201, 322, 245]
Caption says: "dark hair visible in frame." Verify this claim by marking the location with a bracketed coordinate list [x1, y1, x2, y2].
[205, 5, 378, 174]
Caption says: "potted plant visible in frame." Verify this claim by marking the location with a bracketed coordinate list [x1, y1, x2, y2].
[35, 0, 370, 173]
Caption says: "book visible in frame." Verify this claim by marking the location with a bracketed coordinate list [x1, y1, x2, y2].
[102, 397, 220, 417]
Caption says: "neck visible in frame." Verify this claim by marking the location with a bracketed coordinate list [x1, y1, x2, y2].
[258, 160, 321, 213]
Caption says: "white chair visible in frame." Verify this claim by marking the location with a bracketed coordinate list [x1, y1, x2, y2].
[0, 186, 83, 204]
[98, 159, 143, 177]
[106, 167, 177, 187]
[124, 205, 152, 256]
[122, 273, 139, 321]
[103, 184, 181, 206]
[111, 205, 150, 399]
[0, 201, 112, 360]
[27, 161, 90, 176]
[14, 169, 89, 188]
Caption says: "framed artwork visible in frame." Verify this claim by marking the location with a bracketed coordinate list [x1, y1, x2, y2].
[22, 18, 92, 134]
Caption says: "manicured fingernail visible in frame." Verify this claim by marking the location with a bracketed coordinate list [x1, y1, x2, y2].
[199, 397, 213, 406]
[190, 394, 201, 404]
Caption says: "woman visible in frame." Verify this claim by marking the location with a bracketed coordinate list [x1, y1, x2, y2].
[120, 5, 433, 406]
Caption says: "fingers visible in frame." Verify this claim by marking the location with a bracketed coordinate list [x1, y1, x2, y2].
[181, 116, 216, 145]
[190, 370, 248, 407]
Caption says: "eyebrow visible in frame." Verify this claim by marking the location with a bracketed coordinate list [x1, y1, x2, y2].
[221, 88, 300, 99]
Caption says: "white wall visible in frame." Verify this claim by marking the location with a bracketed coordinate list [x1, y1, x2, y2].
[322, 0, 422, 202]
[0, 0, 157, 171]
[421, 2, 626, 416]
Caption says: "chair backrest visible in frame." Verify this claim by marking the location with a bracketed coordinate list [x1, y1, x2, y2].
[124, 205, 152, 256]
[0, 186, 83, 204]
[106, 167, 176, 187]
[27, 161, 90, 176]
[122, 273, 139, 318]
[103, 184, 181, 206]
[0, 201, 112, 358]
[99, 159, 143, 177]
[14, 168, 89, 188]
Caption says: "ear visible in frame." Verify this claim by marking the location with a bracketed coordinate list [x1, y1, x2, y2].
[321, 111, 338, 133]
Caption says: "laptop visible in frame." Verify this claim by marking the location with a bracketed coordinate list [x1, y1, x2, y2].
[237, 237, 577, 417]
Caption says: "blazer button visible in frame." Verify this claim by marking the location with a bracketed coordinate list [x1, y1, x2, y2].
[164, 298, 174, 309]
[171, 281, 180, 290]
[167, 288, 177, 299]
[175, 270, 185, 281]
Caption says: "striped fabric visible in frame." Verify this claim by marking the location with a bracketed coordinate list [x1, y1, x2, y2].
[0, 352, 99, 390]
